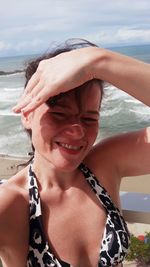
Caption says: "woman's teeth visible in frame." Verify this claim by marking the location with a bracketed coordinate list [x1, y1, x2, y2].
[58, 142, 81, 150]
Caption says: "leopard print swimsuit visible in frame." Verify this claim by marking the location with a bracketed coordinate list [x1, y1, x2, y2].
[0, 163, 130, 266]
[27, 162, 130, 267]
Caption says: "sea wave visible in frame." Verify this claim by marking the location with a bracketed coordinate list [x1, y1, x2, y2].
[0, 88, 23, 104]
[0, 111, 20, 116]
[101, 107, 122, 117]
[3, 87, 23, 92]
[124, 99, 142, 104]
[130, 108, 150, 116]
[0, 70, 25, 76]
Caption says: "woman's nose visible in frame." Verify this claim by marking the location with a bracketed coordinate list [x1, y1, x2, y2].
[63, 124, 85, 139]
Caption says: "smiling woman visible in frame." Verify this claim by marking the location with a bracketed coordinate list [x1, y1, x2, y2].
[1, 38, 150, 267]
[23, 80, 101, 172]
[22, 39, 103, 165]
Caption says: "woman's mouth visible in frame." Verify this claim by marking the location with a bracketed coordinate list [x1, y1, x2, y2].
[56, 142, 83, 152]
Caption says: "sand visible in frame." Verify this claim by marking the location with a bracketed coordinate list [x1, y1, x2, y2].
[0, 154, 150, 267]
[121, 174, 150, 194]
[0, 154, 29, 179]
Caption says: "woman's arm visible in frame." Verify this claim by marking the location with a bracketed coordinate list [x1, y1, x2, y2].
[87, 127, 150, 179]
[13, 46, 150, 113]
[93, 48, 150, 106]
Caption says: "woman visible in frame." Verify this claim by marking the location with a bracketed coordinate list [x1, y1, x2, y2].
[0, 39, 150, 267]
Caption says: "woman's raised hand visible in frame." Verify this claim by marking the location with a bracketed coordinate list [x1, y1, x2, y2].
[12, 47, 97, 114]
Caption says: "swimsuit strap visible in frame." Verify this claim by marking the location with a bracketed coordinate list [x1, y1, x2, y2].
[79, 163, 126, 217]
[79, 163, 130, 266]
[27, 164, 65, 267]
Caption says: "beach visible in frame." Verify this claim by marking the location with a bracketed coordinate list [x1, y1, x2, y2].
[0, 154, 29, 179]
[0, 155, 150, 267]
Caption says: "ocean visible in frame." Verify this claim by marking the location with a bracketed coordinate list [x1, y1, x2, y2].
[0, 44, 150, 157]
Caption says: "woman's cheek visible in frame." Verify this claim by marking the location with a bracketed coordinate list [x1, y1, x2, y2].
[87, 124, 99, 143]
[40, 120, 63, 140]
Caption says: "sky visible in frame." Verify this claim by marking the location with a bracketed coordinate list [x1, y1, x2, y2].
[0, 0, 150, 57]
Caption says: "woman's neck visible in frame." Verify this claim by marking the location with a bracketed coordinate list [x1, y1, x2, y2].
[31, 152, 79, 191]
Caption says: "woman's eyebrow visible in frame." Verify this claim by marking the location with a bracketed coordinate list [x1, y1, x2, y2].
[85, 110, 99, 116]
[56, 103, 70, 108]
[46, 100, 70, 109]
[48, 101, 100, 116]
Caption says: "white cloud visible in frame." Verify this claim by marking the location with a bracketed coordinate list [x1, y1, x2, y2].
[116, 28, 150, 43]
[0, 0, 150, 56]
[84, 28, 150, 46]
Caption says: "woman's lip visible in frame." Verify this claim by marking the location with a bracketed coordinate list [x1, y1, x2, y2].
[55, 141, 84, 155]
[56, 141, 83, 150]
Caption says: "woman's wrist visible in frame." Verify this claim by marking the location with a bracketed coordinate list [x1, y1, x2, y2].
[81, 47, 108, 81]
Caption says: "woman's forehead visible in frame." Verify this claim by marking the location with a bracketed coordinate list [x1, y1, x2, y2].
[55, 82, 101, 110]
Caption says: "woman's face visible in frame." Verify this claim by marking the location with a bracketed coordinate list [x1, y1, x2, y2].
[27, 82, 102, 171]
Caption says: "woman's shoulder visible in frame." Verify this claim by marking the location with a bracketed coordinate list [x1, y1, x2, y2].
[85, 127, 150, 179]
[0, 167, 29, 224]
[0, 167, 29, 249]
[0, 166, 28, 194]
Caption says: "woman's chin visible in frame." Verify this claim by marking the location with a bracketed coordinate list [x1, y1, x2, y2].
[48, 149, 85, 172]
[53, 159, 80, 173]
[46, 153, 81, 172]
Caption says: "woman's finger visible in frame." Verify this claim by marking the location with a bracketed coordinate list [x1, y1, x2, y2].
[12, 82, 43, 113]
[24, 72, 40, 95]
[12, 94, 33, 113]
[13, 73, 39, 104]
[21, 92, 48, 114]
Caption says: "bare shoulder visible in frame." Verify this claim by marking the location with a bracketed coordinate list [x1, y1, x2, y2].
[85, 127, 150, 179]
[0, 167, 29, 247]
[0, 166, 29, 202]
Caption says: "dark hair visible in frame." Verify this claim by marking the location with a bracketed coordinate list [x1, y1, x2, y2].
[24, 38, 103, 158]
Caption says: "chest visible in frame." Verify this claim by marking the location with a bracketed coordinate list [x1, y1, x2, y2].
[41, 186, 107, 266]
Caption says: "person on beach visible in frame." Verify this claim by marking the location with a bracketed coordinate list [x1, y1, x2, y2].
[1, 39, 150, 267]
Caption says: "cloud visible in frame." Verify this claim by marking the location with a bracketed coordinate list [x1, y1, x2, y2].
[116, 28, 150, 43]
[0, 0, 150, 56]
[84, 27, 150, 46]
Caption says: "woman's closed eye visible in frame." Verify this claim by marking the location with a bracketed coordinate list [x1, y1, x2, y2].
[51, 112, 66, 118]
[50, 111, 99, 123]
[82, 117, 98, 123]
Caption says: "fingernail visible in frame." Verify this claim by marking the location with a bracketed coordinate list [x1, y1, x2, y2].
[12, 106, 17, 112]
[21, 108, 29, 115]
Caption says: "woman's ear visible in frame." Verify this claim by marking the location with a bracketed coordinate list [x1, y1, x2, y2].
[21, 111, 32, 129]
